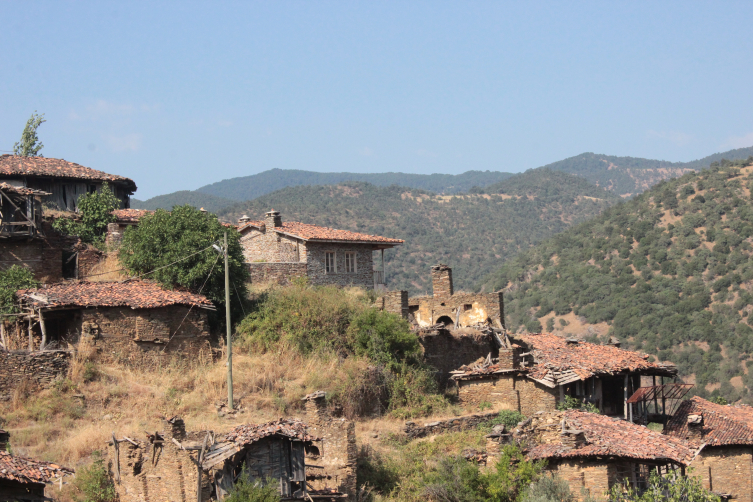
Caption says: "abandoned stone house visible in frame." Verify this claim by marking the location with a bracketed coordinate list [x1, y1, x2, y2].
[0, 154, 136, 211]
[14, 280, 214, 364]
[509, 410, 693, 500]
[110, 417, 344, 502]
[238, 210, 403, 289]
[106, 208, 153, 248]
[451, 333, 678, 418]
[389, 264, 505, 329]
[302, 391, 357, 500]
[0, 445, 73, 501]
[665, 397, 753, 502]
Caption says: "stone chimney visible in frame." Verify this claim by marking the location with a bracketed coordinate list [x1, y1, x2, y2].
[431, 264, 453, 299]
[302, 390, 328, 424]
[265, 209, 282, 228]
[560, 429, 586, 449]
[687, 414, 704, 441]
[238, 215, 251, 225]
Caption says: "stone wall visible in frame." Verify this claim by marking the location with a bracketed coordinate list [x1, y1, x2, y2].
[305, 243, 374, 289]
[79, 306, 212, 366]
[378, 291, 408, 319]
[0, 240, 63, 283]
[248, 262, 308, 285]
[689, 446, 753, 502]
[76, 245, 103, 279]
[456, 375, 557, 415]
[418, 327, 496, 388]
[0, 350, 71, 396]
[241, 226, 307, 263]
[431, 264, 453, 298]
[548, 460, 612, 501]
[411, 292, 505, 329]
[304, 394, 357, 501]
[403, 412, 500, 439]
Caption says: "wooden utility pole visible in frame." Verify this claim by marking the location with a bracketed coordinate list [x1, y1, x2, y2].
[224, 232, 233, 411]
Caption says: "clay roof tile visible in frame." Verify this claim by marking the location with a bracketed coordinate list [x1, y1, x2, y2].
[0, 154, 136, 191]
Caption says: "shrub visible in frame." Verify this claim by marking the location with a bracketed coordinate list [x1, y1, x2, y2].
[522, 475, 574, 502]
[421, 456, 485, 502]
[226, 473, 281, 502]
[348, 308, 421, 370]
[556, 396, 599, 414]
[0, 265, 38, 314]
[494, 410, 526, 430]
[483, 445, 546, 502]
[71, 451, 117, 502]
[607, 470, 718, 502]
[52, 183, 120, 244]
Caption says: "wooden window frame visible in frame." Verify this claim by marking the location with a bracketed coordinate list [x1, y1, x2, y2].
[325, 251, 336, 273]
[345, 252, 357, 273]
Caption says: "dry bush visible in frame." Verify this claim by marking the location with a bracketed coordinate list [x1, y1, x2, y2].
[11, 378, 34, 410]
[84, 253, 128, 281]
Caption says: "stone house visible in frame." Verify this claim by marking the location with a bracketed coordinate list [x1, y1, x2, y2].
[0, 154, 136, 211]
[451, 333, 677, 418]
[15, 280, 214, 364]
[238, 210, 403, 289]
[106, 208, 153, 248]
[405, 264, 505, 329]
[0, 448, 73, 501]
[302, 391, 357, 500]
[665, 397, 753, 502]
[509, 410, 693, 500]
[110, 417, 342, 501]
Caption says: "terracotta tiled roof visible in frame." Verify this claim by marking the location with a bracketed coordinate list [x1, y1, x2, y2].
[238, 221, 265, 232]
[451, 363, 523, 380]
[112, 208, 153, 223]
[665, 397, 753, 447]
[0, 451, 73, 484]
[277, 222, 403, 244]
[0, 182, 50, 196]
[526, 410, 693, 465]
[0, 154, 137, 191]
[516, 333, 676, 385]
[222, 419, 318, 446]
[16, 280, 214, 310]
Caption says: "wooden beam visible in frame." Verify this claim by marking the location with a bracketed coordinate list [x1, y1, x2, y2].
[112, 432, 120, 484]
[39, 309, 47, 350]
[197, 432, 209, 502]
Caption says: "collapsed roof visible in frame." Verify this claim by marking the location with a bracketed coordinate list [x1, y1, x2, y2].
[525, 410, 693, 465]
[16, 280, 215, 310]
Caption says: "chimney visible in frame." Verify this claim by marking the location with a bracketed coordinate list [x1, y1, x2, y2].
[238, 215, 251, 225]
[687, 414, 704, 441]
[265, 209, 282, 228]
[560, 429, 586, 449]
[302, 390, 328, 424]
[431, 264, 453, 299]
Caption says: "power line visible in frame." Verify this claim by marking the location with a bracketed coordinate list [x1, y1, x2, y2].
[78, 244, 215, 280]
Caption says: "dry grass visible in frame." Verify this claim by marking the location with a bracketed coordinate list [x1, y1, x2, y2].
[84, 253, 128, 281]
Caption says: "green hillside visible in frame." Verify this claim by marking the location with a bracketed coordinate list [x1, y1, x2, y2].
[481, 157, 753, 403]
[219, 170, 620, 293]
[131, 190, 236, 213]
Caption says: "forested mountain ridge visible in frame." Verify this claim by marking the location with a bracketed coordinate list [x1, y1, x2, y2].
[219, 170, 620, 293]
[481, 157, 753, 403]
[131, 190, 235, 213]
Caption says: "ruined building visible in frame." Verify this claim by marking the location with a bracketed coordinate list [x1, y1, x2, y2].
[665, 397, 753, 502]
[0, 154, 136, 211]
[512, 410, 692, 500]
[238, 210, 403, 289]
[14, 280, 214, 364]
[0, 430, 73, 501]
[302, 391, 357, 500]
[110, 417, 344, 501]
[451, 333, 677, 418]
[106, 208, 154, 248]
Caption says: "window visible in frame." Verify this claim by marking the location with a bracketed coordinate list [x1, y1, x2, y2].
[325, 252, 336, 273]
[345, 252, 356, 273]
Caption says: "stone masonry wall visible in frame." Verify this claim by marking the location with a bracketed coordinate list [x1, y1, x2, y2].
[241, 227, 307, 263]
[304, 396, 357, 501]
[431, 265, 453, 298]
[305, 243, 374, 289]
[549, 460, 611, 501]
[418, 327, 496, 388]
[248, 262, 308, 285]
[0, 240, 62, 283]
[689, 447, 753, 502]
[403, 412, 500, 439]
[0, 350, 71, 396]
[380, 291, 408, 319]
[412, 292, 504, 329]
[79, 306, 211, 366]
[457, 375, 557, 415]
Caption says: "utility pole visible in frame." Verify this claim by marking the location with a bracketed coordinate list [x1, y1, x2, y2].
[224, 231, 233, 410]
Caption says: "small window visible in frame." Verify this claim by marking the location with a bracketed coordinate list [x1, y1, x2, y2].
[325, 252, 336, 273]
[463, 304, 472, 311]
[345, 252, 356, 273]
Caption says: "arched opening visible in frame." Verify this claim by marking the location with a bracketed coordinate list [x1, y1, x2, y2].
[436, 315, 454, 328]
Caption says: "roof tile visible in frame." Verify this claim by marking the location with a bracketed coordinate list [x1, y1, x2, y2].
[0, 155, 136, 191]
[112, 209, 153, 223]
[0, 451, 73, 484]
[665, 396, 753, 447]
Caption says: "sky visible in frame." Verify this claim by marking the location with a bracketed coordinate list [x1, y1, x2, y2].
[1, 2, 753, 199]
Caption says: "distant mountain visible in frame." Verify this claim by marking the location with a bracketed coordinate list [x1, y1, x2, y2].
[132, 190, 235, 213]
[132, 146, 753, 211]
[480, 157, 753, 404]
[218, 170, 620, 293]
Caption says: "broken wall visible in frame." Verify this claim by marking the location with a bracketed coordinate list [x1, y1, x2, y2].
[410, 292, 504, 329]
[0, 350, 71, 397]
[456, 375, 557, 416]
[418, 326, 496, 388]
[0, 240, 62, 283]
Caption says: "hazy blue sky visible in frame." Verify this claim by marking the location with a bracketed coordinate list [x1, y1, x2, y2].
[2, 2, 752, 198]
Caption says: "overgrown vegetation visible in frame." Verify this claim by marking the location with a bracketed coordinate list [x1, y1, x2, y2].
[556, 396, 600, 414]
[226, 473, 281, 502]
[52, 183, 120, 244]
[0, 265, 38, 314]
[69, 451, 117, 502]
[237, 284, 445, 418]
[607, 470, 718, 502]
[483, 158, 753, 403]
[119, 204, 249, 324]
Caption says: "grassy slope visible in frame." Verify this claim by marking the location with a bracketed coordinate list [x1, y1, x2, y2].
[481, 159, 753, 403]
[219, 171, 620, 294]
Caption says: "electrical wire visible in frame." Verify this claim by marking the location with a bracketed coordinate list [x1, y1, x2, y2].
[78, 244, 215, 280]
